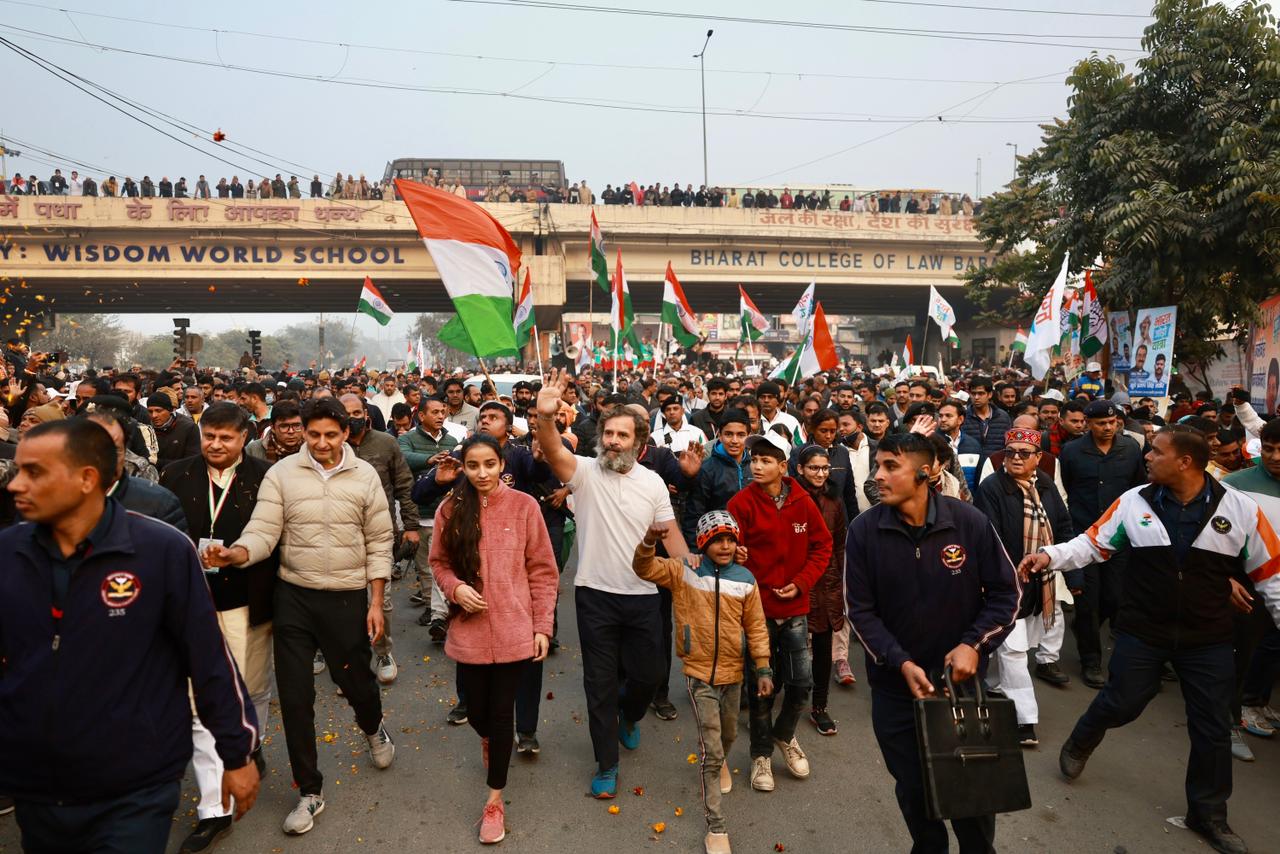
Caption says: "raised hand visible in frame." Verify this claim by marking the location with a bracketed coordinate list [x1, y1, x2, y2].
[536, 368, 570, 418]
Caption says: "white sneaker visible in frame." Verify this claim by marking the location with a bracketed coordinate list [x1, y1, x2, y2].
[283, 794, 325, 835]
[312, 651, 326, 675]
[774, 736, 810, 779]
[368, 721, 396, 769]
[1259, 704, 1280, 727]
[376, 653, 398, 685]
[719, 763, 732, 794]
[749, 756, 774, 792]
[1241, 705, 1276, 737]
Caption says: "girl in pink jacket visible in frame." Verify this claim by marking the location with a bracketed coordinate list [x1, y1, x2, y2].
[430, 434, 559, 844]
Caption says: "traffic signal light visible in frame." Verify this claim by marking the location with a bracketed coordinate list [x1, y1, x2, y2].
[247, 330, 262, 366]
[172, 317, 190, 360]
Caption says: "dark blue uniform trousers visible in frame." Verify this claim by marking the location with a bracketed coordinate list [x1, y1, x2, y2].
[16, 780, 180, 854]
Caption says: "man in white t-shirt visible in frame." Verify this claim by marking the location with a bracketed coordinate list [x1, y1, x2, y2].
[756, 381, 802, 445]
[534, 370, 688, 799]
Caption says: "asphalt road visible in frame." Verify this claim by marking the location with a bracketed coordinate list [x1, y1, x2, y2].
[3, 559, 1278, 854]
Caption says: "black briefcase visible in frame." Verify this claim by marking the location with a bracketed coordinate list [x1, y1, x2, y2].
[913, 668, 1032, 821]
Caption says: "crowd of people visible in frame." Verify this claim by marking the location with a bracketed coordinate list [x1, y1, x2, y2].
[3, 164, 977, 217]
[1, 169, 393, 201]
[0, 338, 1277, 854]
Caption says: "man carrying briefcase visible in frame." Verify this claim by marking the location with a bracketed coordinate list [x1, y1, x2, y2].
[847, 433, 1022, 852]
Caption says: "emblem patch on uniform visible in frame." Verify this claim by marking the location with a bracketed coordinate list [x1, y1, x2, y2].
[1211, 516, 1232, 534]
[792, 522, 808, 534]
[101, 571, 142, 608]
[941, 545, 967, 571]
[1139, 513, 1153, 527]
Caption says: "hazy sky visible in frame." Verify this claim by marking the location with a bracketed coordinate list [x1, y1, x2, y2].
[0, 0, 1156, 334]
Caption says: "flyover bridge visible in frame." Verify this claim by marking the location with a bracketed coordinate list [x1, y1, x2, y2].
[0, 196, 995, 327]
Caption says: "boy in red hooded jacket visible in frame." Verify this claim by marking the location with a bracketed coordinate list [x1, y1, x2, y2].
[727, 431, 833, 795]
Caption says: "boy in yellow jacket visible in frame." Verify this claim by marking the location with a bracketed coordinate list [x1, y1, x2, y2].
[633, 510, 773, 854]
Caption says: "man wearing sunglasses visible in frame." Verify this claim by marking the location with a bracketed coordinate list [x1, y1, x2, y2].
[974, 428, 1079, 748]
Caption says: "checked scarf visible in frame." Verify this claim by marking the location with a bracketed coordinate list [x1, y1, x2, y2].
[1015, 475, 1057, 628]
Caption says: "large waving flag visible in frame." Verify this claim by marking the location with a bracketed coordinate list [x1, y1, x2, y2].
[739, 286, 769, 342]
[661, 262, 700, 347]
[396, 178, 521, 357]
[357, 276, 393, 326]
[1026, 254, 1069, 379]
[514, 268, 535, 348]
[590, 209, 609, 293]
[770, 302, 839, 383]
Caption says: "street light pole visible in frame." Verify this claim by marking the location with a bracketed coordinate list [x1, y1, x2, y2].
[1005, 142, 1019, 174]
[694, 29, 714, 189]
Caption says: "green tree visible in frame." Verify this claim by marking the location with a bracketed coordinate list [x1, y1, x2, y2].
[965, 0, 1280, 389]
[41, 314, 126, 368]
[411, 313, 481, 368]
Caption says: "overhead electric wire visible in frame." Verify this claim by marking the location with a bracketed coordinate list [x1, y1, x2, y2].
[446, 0, 1144, 49]
[0, 12, 1068, 87]
[0, 26, 1063, 126]
[855, 0, 1151, 18]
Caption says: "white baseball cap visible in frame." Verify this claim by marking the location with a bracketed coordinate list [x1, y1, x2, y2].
[1041, 388, 1065, 403]
[1086, 361, 1102, 373]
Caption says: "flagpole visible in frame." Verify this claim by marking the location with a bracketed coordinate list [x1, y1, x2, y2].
[349, 312, 359, 368]
[533, 323, 545, 378]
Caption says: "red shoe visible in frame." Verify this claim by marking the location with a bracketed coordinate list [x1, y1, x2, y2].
[479, 801, 506, 844]
[481, 737, 490, 770]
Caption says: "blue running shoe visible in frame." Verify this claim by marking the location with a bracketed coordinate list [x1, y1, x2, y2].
[618, 718, 640, 751]
[591, 764, 619, 798]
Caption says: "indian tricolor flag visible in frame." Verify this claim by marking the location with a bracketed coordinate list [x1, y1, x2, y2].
[902, 334, 915, 368]
[1011, 326, 1028, 353]
[395, 179, 521, 357]
[739, 286, 769, 342]
[357, 276, 393, 326]
[514, 268, 535, 347]
[770, 302, 839, 383]
[610, 249, 633, 338]
[661, 262, 699, 347]
[590, 209, 609, 292]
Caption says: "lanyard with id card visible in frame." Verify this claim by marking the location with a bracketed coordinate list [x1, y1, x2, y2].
[199, 473, 235, 575]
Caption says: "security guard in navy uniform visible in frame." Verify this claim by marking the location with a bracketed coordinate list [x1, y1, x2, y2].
[1023, 425, 1280, 854]
[847, 432, 1021, 853]
[0, 419, 260, 853]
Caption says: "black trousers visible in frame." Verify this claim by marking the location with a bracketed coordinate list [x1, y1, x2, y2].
[1232, 603, 1274, 720]
[16, 780, 180, 854]
[455, 659, 545, 735]
[872, 690, 996, 854]
[575, 586, 664, 770]
[459, 660, 528, 790]
[654, 586, 674, 702]
[1073, 553, 1126, 667]
[274, 580, 384, 796]
[811, 629, 833, 710]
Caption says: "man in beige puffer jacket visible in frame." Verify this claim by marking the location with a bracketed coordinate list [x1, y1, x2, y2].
[204, 397, 396, 837]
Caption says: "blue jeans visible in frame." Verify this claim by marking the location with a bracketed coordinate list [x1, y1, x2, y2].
[748, 615, 813, 757]
[1070, 632, 1233, 823]
[16, 780, 180, 854]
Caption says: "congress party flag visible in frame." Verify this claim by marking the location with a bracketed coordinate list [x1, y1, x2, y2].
[590, 209, 609, 293]
[395, 179, 521, 358]
[927, 285, 960, 346]
[1025, 254, 1070, 379]
[661, 262, 700, 347]
[357, 276, 393, 326]
[902, 334, 915, 368]
[770, 302, 839, 383]
[1080, 269, 1108, 357]
[1011, 326, 1028, 353]
[791, 281, 817, 337]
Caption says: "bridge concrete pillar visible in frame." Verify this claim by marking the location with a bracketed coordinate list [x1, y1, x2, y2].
[527, 254, 566, 332]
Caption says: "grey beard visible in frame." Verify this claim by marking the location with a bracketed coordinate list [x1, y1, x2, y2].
[595, 437, 637, 473]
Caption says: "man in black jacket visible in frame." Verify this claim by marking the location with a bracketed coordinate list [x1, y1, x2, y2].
[847, 432, 1020, 852]
[88, 412, 186, 532]
[148, 392, 200, 471]
[1058, 400, 1147, 688]
[1, 419, 259, 850]
[1023, 426, 1280, 854]
[690, 377, 730, 440]
[160, 402, 277, 852]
